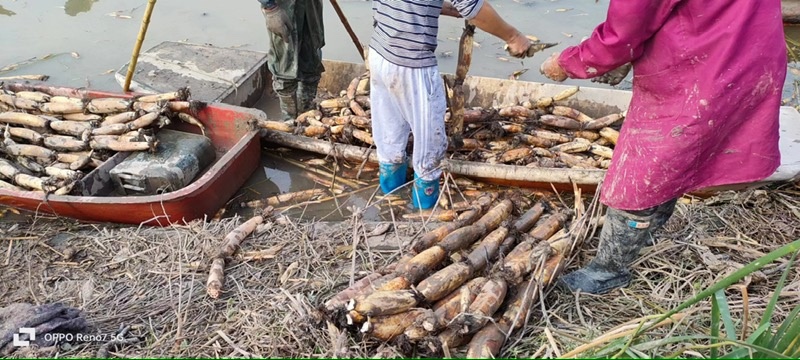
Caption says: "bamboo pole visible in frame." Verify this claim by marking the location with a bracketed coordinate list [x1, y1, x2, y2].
[123, 0, 158, 92]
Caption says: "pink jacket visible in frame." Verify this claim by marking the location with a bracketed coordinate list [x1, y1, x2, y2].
[558, 0, 787, 210]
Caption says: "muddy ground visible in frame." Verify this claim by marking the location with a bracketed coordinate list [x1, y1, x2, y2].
[1, 184, 798, 358]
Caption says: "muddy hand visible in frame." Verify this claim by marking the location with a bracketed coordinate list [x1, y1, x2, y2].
[591, 63, 632, 86]
[505, 41, 558, 59]
[524, 42, 558, 58]
[503, 33, 532, 59]
[540, 52, 568, 82]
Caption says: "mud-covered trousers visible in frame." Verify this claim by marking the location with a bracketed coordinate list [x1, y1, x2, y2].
[368, 49, 448, 182]
[262, 0, 325, 120]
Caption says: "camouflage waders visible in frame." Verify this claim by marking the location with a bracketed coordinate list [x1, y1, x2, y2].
[262, 0, 325, 120]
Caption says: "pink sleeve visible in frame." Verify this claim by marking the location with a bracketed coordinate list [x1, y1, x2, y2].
[558, 0, 683, 79]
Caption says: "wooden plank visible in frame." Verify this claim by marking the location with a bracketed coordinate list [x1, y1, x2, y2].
[114, 41, 269, 107]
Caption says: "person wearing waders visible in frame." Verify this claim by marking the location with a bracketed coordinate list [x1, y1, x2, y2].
[539, 0, 787, 294]
[259, 0, 325, 120]
[371, 0, 538, 209]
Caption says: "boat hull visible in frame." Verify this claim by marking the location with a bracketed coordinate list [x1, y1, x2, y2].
[0, 84, 263, 226]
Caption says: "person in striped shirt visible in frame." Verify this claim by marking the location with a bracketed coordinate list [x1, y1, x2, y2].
[370, 0, 534, 209]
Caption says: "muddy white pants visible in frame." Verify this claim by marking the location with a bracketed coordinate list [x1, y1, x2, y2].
[368, 49, 448, 182]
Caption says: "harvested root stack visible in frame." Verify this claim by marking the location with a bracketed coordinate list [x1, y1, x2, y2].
[254, 69, 626, 171]
[464, 223, 576, 358]
[206, 206, 275, 299]
[322, 192, 578, 358]
[0, 84, 207, 195]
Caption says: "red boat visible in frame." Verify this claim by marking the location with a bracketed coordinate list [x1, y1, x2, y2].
[0, 83, 262, 226]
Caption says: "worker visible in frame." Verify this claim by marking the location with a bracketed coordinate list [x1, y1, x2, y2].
[371, 0, 537, 209]
[540, 0, 787, 294]
[259, 0, 325, 120]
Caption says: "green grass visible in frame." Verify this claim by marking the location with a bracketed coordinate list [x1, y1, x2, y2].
[574, 239, 800, 359]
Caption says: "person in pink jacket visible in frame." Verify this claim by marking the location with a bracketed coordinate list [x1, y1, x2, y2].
[540, 0, 787, 294]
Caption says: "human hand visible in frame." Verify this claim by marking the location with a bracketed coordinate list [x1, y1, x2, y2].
[262, 5, 292, 44]
[504, 32, 533, 59]
[540, 52, 568, 82]
[591, 63, 631, 86]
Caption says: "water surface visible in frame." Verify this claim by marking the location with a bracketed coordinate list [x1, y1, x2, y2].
[1, 1, 797, 223]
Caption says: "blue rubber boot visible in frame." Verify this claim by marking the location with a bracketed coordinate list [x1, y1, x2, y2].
[378, 162, 408, 194]
[411, 174, 440, 210]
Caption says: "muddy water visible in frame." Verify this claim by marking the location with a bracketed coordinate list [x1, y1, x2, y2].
[231, 147, 384, 220]
[1, 1, 798, 223]
[0, 0, 616, 90]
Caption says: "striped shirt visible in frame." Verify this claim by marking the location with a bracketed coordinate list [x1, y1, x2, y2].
[370, 0, 484, 68]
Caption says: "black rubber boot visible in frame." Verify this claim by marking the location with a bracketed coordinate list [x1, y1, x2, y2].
[277, 93, 299, 120]
[558, 206, 659, 295]
[298, 80, 320, 114]
[273, 79, 299, 120]
[644, 198, 678, 246]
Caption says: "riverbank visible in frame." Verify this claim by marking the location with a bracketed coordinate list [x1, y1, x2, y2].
[2, 183, 798, 358]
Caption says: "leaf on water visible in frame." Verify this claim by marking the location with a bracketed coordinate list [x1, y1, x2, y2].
[472, 41, 481, 48]
[71, 52, 80, 59]
[102, 69, 115, 75]
[497, 57, 510, 62]
[562, 32, 573, 38]
[556, 8, 573, 12]
[107, 12, 132, 19]
[509, 68, 529, 80]
[1, 54, 56, 73]
[447, 37, 458, 41]
[526, 35, 540, 42]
